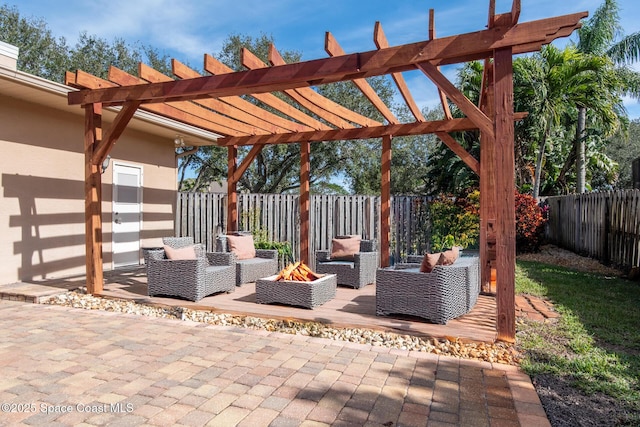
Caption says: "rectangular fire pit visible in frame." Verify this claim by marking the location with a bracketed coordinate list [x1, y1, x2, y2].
[256, 273, 337, 309]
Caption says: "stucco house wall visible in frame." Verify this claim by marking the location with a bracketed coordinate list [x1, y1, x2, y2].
[0, 41, 217, 285]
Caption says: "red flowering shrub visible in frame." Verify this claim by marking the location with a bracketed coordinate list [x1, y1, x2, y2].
[515, 191, 547, 253]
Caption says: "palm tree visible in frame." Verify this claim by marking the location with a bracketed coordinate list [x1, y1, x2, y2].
[574, 0, 640, 192]
[456, 49, 622, 199]
[527, 45, 623, 199]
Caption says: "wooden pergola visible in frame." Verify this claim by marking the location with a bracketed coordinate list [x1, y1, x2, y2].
[66, 0, 585, 342]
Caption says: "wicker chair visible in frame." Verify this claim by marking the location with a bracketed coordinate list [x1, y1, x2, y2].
[375, 256, 480, 324]
[215, 234, 279, 285]
[145, 237, 235, 301]
[315, 238, 378, 289]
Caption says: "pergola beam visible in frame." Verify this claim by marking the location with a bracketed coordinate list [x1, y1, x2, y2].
[510, 0, 522, 25]
[300, 142, 311, 265]
[68, 12, 587, 106]
[435, 132, 480, 174]
[428, 9, 453, 120]
[93, 100, 141, 165]
[233, 145, 264, 184]
[84, 103, 103, 295]
[66, 70, 247, 137]
[227, 146, 238, 233]
[494, 47, 517, 342]
[479, 59, 497, 294]
[380, 135, 392, 267]
[417, 62, 494, 138]
[217, 114, 527, 146]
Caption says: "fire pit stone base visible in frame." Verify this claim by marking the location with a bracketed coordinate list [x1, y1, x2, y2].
[255, 274, 337, 309]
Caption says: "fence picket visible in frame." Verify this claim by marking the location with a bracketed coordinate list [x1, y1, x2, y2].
[176, 192, 433, 269]
[546, 190, 640, 271]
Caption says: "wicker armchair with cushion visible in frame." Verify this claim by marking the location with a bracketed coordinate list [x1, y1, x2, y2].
[145, 237, 235, 301]
[315, 235, 378, 289]
[215, 234, 279, 285]
[376, 252, 480, 324]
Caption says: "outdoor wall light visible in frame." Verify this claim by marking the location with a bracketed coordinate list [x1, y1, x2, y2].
[174, 135, 185, 146]
[101, 155, 111, 174]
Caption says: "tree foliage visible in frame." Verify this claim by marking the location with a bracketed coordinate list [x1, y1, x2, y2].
[602, 118, 640, 188]
[573, 0, 640, 192]
[0, 4, 68, 81]
[452, 45, 626, 198]
[429, 190, 480, 251]
[0, 4, 171, 82]
[527, 45, 624, 197]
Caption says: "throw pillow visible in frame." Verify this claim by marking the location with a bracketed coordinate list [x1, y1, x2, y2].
[330, 235, 361, 260]
[164, 245, 197, 260]
[438, 246, 460, 266]
[420, 252, 441, 273]
[226, 234, 256, 260]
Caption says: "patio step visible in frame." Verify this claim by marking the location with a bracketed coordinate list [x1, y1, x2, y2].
[0, 282, 71, 303]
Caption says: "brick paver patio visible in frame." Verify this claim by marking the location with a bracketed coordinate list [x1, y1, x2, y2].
[0, 299, 550, 426]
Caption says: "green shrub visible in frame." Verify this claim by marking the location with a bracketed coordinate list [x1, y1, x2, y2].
[254, 240, 294, 267]
[429, 190, 480, 251]
[241, 208, 295, 267]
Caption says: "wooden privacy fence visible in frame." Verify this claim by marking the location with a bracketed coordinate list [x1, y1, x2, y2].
[545, 190, 640, 270]
[175, 193, 432, 269]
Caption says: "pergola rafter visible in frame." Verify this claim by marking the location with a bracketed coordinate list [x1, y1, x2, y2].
[325, 31, 399, 124]
[244, 46, 375, 129]
[66, 0, 586, 342]
[140, 64, 292, 134]
[374, 22, 425, 122]
[170, 60, 314, 133]
[203, 55, 331, 131]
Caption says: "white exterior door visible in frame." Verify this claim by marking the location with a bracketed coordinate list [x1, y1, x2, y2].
[112, 163, 142, 267]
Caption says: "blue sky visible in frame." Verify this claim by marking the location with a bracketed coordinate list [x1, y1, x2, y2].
[8, 0, 640, 118]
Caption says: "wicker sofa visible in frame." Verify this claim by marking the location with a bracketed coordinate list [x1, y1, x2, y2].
[315, 238, 378, 289]
[215, 234, 279, 285]
[376, 256, 480, 324]
[144, 237, 235, 301]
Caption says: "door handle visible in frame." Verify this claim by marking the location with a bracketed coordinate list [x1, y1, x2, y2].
[114, 218, 122, 224]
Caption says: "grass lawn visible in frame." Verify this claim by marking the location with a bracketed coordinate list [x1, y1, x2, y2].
[515, 260, 640, 425]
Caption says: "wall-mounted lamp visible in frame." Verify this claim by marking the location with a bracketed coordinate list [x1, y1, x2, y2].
[101, 155, 111, 174]
[174, 135, 185, 147]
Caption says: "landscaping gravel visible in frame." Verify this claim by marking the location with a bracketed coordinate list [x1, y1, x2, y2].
[43, 290, 518, 365]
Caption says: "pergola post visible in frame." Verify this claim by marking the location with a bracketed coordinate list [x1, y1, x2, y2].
[480, 60, 497, 294]
[300, 141, 310, 264]
[494, 47, 516, 342]
[227, 145, 238, 233]
[380, 135, 392, 267]
[84, 103, 104, 294]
